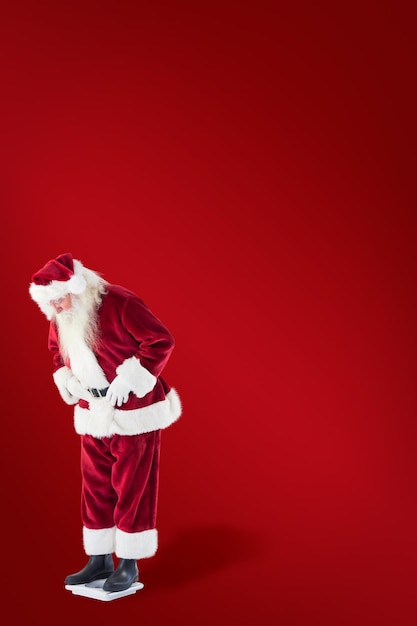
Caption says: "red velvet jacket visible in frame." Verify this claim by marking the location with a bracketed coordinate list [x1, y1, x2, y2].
[49, 285, 181, 438]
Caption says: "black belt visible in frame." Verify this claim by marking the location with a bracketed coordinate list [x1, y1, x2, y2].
[88, 387, 109, 398]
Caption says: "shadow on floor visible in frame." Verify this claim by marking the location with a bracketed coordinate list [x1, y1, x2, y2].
[141, 523, 265, 591]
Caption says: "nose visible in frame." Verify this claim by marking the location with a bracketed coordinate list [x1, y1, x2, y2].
[50, 298, 64, 312]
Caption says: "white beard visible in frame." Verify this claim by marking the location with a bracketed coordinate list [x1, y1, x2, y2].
[55, 293, 109, 389]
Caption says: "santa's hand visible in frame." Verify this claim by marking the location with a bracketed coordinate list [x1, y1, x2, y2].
[106, 376, 131, 407]
[67, 376, 91, 402]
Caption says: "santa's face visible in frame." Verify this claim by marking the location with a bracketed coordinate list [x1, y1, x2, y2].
[49, 293, 72, 315]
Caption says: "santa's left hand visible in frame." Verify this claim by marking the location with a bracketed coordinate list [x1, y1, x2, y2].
[106, 376, 131, 407]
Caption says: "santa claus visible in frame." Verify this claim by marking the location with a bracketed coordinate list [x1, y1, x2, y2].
[29, 253, 181, 593]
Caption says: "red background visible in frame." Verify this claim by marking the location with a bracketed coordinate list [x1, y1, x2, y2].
[1, 1, 416, 624]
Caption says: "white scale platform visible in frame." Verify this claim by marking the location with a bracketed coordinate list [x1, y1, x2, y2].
[65, 578, 144, 601]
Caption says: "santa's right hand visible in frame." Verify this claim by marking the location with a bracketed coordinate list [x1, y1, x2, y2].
[67, 376, 91, 402]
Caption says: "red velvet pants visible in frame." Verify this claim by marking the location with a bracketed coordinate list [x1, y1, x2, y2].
[80, 430, 161, 558]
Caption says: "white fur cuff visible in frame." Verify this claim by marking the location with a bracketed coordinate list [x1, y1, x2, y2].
[116, 356, 157, 398]
[115, 528, 158, 559]
[53, 366, 77, 405]
[83, 526, 116, 555]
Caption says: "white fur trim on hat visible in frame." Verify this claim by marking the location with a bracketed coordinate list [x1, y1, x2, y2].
[29, 259, 87, 320]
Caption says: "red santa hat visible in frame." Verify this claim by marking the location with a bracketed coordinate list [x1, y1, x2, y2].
[29, 253, 87, 319]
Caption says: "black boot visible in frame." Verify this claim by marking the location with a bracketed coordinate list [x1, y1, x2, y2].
[65, 554, 114, 585]
[103, 558, 138, 592]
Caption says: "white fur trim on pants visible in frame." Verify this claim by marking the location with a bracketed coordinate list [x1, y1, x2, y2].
[115, 528, 158, 559]
[82, 526, 158, 559]
[83, 526, 116, 555]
